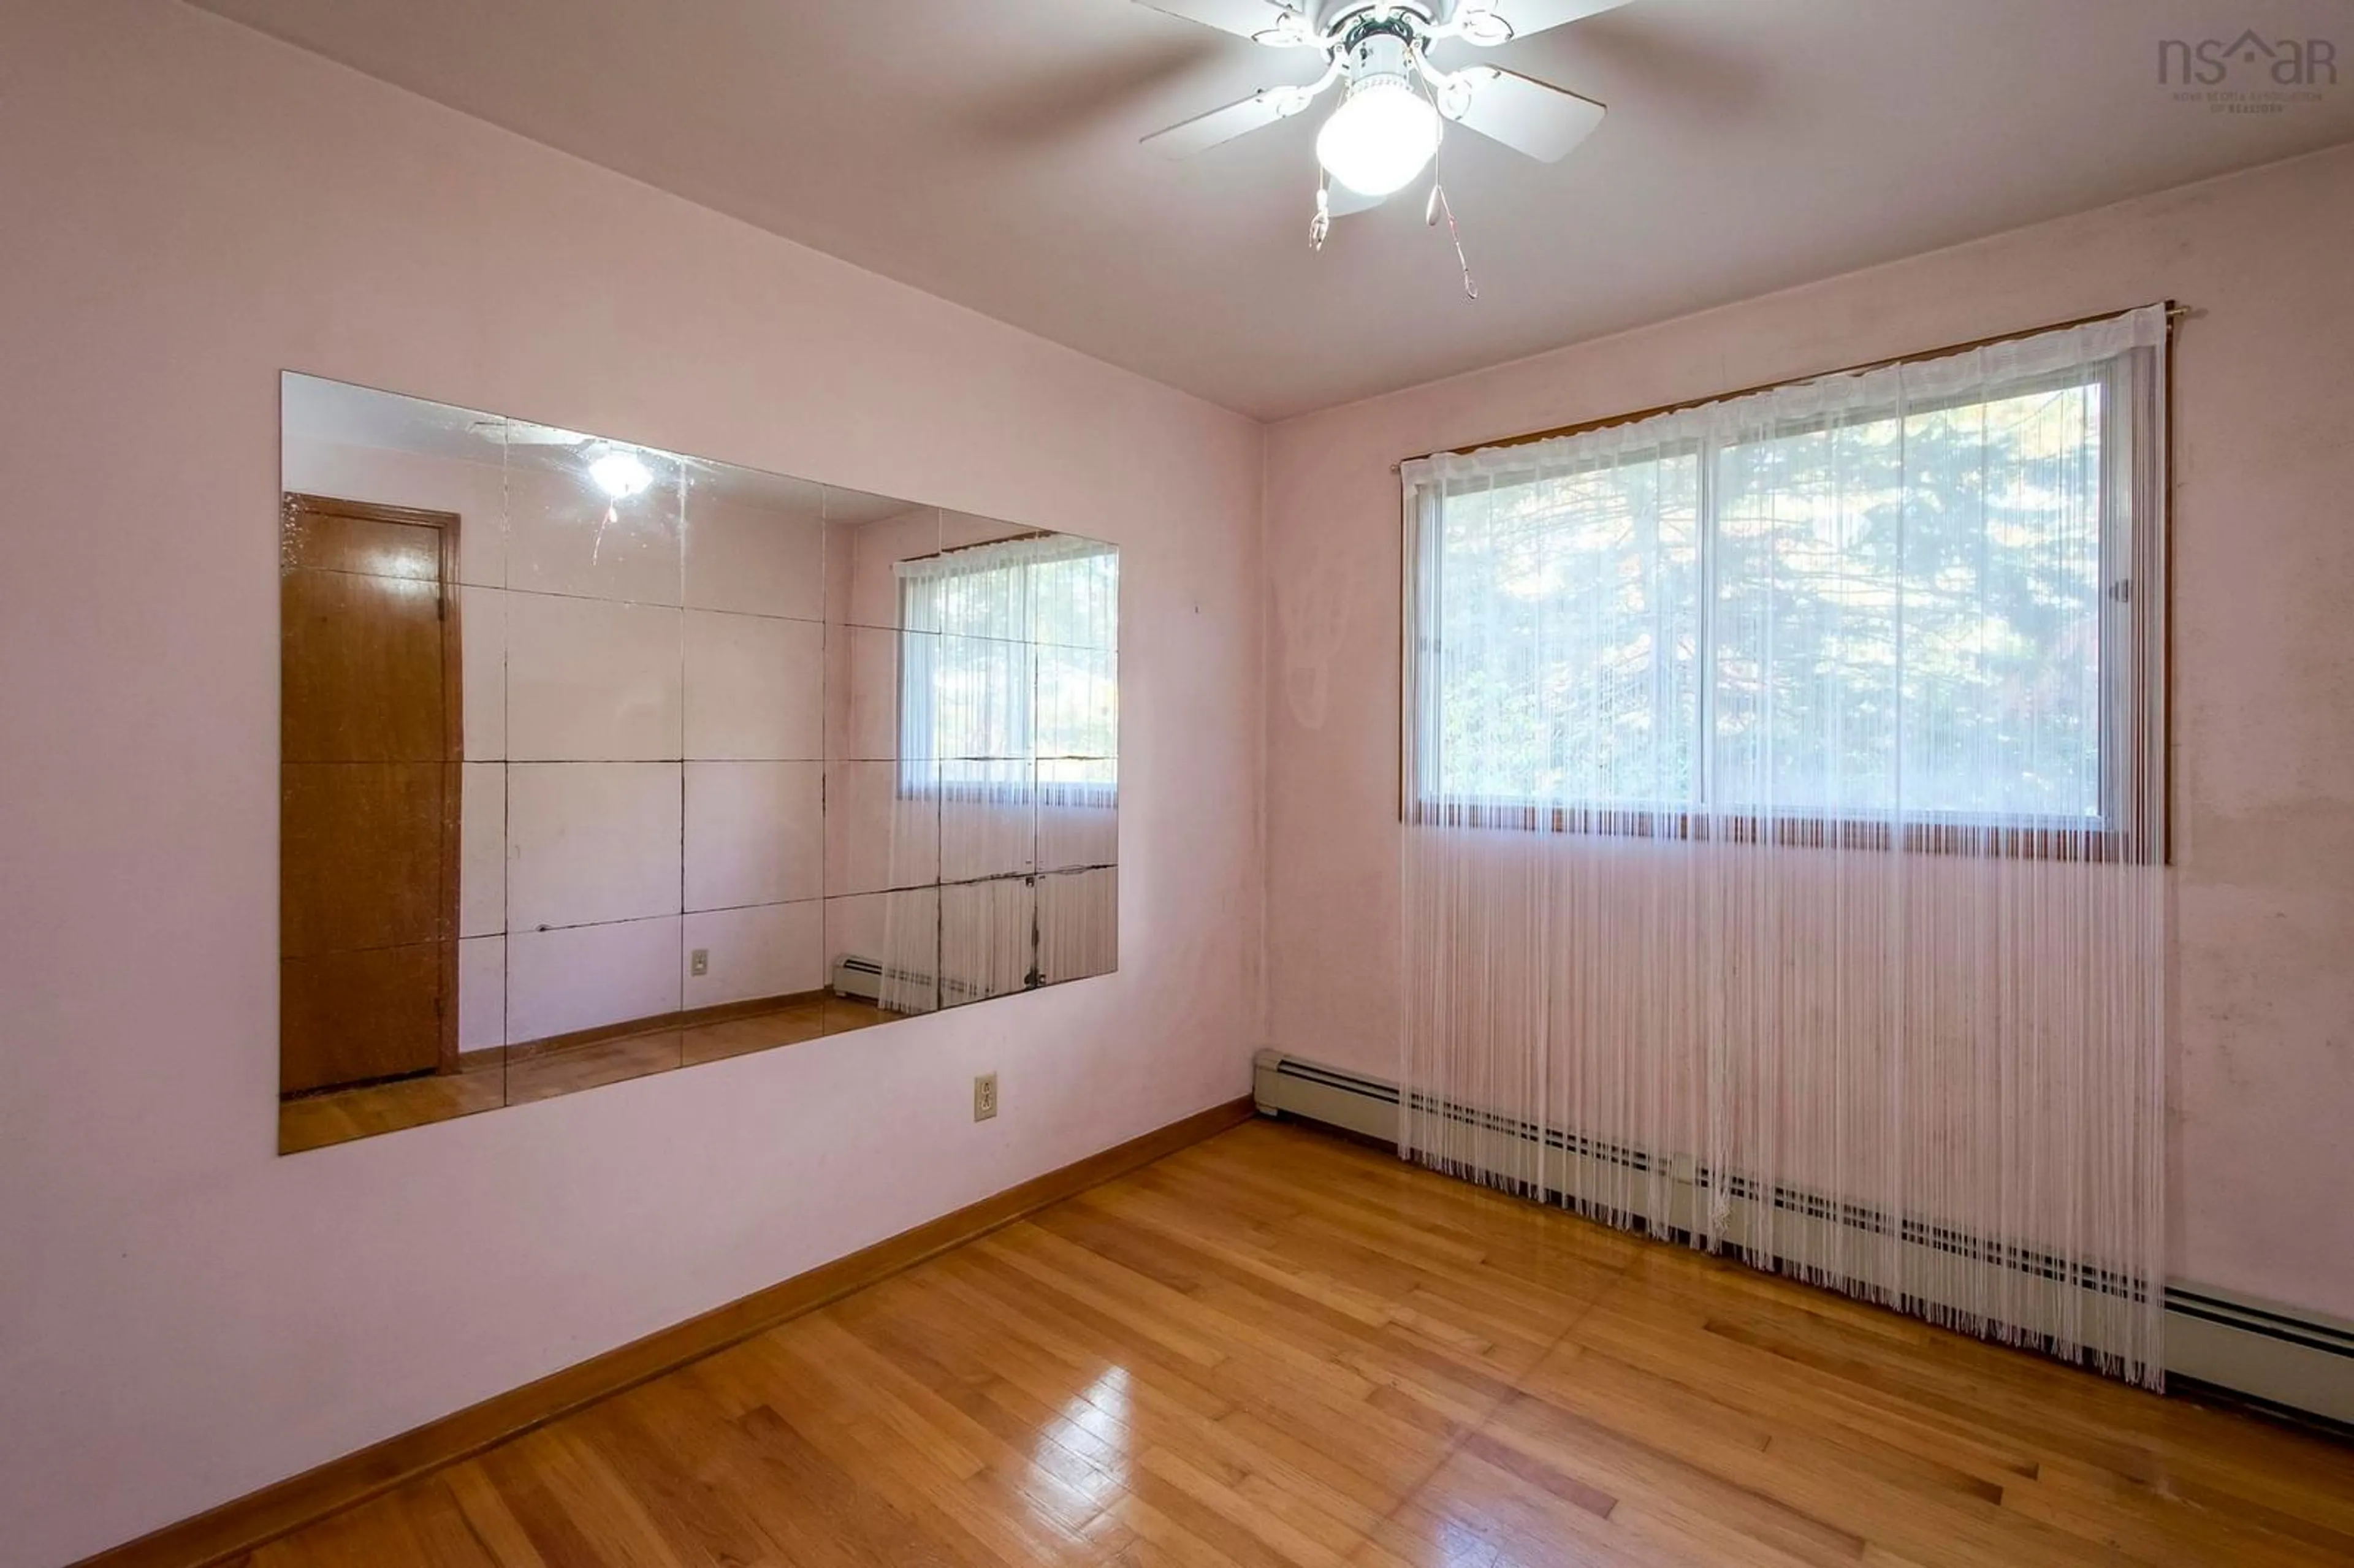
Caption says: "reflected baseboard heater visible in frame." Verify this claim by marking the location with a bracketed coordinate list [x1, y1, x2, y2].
[832, 955, 1017, 1007]
[832, 956, 885, 1003]
[1252, 1048, 2354, 1429]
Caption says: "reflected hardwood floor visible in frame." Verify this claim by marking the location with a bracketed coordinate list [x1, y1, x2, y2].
[276, 1058, 506, 1153]
[239, 1119, 2354, 1566]
[278, 994, 902, 1153]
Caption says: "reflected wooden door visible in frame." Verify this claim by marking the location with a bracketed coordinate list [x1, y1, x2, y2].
[280, 494, 462, 1095]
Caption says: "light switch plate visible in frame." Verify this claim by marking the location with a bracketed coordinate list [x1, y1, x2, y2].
[690, 948, 709, 977]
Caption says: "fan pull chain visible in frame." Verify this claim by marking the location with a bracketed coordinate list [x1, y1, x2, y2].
[1417, 74, 1478, 302]
[1310, 175, 1332, 252]
[1426, 177, 1479, 300]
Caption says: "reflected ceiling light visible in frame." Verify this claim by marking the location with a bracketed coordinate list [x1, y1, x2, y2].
[588, 448, 653, 500]
[1314, 69, 1440, 197]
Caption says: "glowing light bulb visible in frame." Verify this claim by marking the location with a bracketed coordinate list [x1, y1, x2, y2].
[587, 449, 653, 500]
[1315, 73, 1441, 198]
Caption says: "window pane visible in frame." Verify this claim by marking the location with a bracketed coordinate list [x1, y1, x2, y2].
[1711, 412, 1908, 815]
[1710, 380, 2105, 821]
[1036, 641, 1116, 759]
[1033, 549, 1118, 763]
[1429, 452, 1702, 807]
[1895, 382, 2105, 821]
[903, 541, 1118, 793]
[1031, 548, 1119, 652]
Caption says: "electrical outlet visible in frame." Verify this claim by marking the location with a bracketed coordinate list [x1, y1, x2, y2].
[690, 948, 709, 977]
[973, 1071, 999, 1122]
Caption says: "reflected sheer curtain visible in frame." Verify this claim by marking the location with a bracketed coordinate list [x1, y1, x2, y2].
[1398, 307, 2169, 1385]
[886, 534, 1119, 1010]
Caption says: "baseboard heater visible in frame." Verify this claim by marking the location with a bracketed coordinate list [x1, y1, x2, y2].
[1253, 1048, 2354, 1428]
[832, 955, 1024, 1008]
[832, 956, 886, 1003]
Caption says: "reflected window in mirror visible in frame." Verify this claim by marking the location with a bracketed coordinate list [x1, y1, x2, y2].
[894, 530, 1119, 1008]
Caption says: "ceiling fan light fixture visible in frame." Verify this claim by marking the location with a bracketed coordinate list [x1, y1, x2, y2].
[1314, 72, 1440, 197]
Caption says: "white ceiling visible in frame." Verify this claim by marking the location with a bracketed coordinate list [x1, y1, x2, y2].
[199, 1, 2354, 419]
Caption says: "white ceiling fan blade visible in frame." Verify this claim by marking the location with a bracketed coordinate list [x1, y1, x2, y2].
[1465, 0, 1632, 42]
[1141, 88, 1301, 156]
[1129, 0, 1304, 42]
[1447, 67, 1605, 162]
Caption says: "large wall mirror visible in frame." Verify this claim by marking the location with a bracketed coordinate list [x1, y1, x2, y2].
[277, 373, 1119, 1153]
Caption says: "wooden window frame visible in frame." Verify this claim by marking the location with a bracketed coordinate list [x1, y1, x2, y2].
[1400, 310, 2173, 867]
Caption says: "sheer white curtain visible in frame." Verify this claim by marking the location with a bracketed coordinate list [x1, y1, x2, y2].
[1399, 307, 2169, 1385]
[886, 534, 1119, 1010]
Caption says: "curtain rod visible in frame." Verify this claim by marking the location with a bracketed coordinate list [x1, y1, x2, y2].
[897, 528, 1057, 566]
[1390, 300, 2188, 473]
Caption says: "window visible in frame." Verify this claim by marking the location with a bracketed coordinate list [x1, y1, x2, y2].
[1403, 308, 2168, 859]
[898, 534, 1119, 801]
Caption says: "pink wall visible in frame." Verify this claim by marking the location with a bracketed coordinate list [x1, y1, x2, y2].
[1262, 142, 2354, 1326]
[0, 4, 1261, 1564]
[10, 4, 2352, 1561]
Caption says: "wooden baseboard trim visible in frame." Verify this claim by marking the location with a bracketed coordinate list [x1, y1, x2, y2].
[72, 1095, 1256, 1568]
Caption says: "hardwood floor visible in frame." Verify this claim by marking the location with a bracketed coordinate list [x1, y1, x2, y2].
[278, 995, 901, 1153]
[238, 1119, 2353, 1566]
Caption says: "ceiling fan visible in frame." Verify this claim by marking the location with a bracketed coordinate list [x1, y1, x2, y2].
[1137, 0, 1627, 273]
